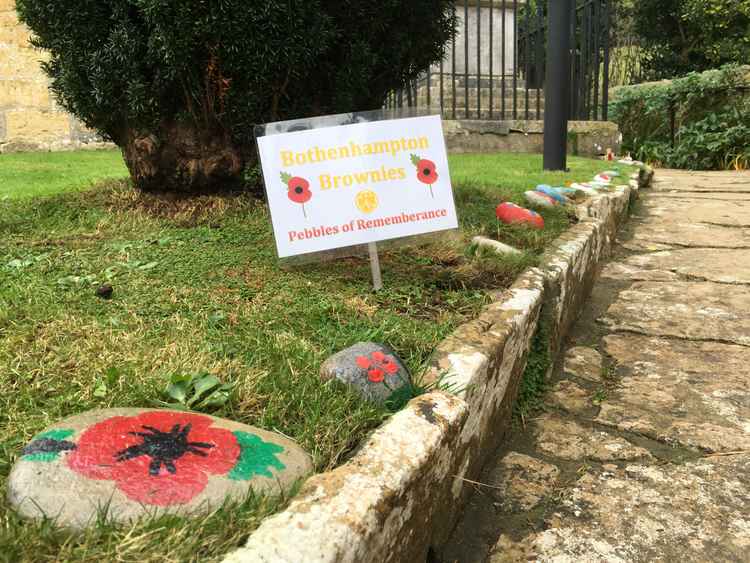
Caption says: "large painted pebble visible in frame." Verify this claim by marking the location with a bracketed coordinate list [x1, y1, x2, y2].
[320, 342, 410, 405]
[535, 185, 568, 204]
[495, 202, 545, 230]
[592, 173, 613, 185]
[471, 236, 522, 256]
[8, 409, 313, 528]
[524, 190, 558, 209]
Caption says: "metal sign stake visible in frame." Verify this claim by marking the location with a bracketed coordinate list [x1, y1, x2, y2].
[368, 242, 383, 291]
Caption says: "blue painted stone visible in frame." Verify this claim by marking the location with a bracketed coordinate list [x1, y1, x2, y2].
[525, 191, 558, 208]
[535, 186, 568, 204]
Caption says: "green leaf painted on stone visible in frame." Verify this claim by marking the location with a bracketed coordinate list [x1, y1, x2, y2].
[229, 431, 286, 481]
[23, 429, 76, 462]
[36, 429, 75, 441]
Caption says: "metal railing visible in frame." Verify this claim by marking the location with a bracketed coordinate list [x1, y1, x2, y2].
[386, 0, 613, 122]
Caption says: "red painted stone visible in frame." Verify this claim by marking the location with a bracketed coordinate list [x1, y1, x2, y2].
[495, 202, 545, 230]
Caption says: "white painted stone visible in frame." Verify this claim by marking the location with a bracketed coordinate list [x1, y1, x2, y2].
[471, 236, 522, 256]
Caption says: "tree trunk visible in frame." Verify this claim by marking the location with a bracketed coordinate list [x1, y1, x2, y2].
[121, 121, 244, 193]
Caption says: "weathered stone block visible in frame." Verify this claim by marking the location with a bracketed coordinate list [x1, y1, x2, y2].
[0, 79, 51, 109]
[5, 108, 70, 141]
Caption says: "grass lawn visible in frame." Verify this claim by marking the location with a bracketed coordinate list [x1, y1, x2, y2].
[0, 150, 624, 561]
[0, 150, 128, 200]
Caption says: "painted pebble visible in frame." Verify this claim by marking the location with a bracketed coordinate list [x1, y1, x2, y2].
[525, 190, 558, 209]
[495, 202, 545, 229]
[570, 185, 599, 197]
[471, 236, 522, 256]
[553, 187, 578, 195]
[320, 342, 410, 405]
[8, 409, 313, 528]
[592, 173, 613, 185]
[535, 185, 568, 204]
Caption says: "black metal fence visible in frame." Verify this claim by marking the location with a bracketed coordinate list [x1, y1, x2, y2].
[386, 0, 613, 122]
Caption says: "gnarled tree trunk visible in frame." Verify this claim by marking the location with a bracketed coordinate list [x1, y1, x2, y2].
[121, 121, 244, 193]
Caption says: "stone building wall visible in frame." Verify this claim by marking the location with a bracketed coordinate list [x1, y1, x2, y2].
[0, 0, 110, 152]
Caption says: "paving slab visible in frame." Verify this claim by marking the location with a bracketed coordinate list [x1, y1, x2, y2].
[561, 346, 603, 383]
[488, 456, 750, 563]
[532, 414, 652, 462]
[484, 452, 560, 512]
[617, 248, 750, 285]
[598, 334, 750, 452]
[653, 171, 750, 193]
[649, 191, 750, 201]
[547, 380, 593, 416]
[600, 261, 681, 282]
[600, 281, 750, 346]
[641, 198, 750, 227]
[627, 221, 750, 249]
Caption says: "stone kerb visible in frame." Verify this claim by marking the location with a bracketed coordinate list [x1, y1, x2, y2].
[223, 169, 650, 563]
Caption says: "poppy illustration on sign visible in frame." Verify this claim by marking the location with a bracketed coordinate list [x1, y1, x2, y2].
[410, 154, 439, 198]
[281, 172, 312, 218]
[48, 411, 288, 506]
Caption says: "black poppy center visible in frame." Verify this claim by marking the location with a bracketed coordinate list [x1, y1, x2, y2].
[295, 186, 304, 195]
[115, 423, 214, 476]
[423, 168, 432, 176]
[23, 438, 77, 456]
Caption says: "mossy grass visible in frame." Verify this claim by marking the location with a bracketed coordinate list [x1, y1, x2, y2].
[0, 150, 623, 560]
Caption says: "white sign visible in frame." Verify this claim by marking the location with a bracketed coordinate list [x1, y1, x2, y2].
[257, 115, 458, 259]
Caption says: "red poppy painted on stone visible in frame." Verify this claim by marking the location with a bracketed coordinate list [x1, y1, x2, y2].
[281, 172, 312, 218]
[495, 202, 545, 230]
[410, 154, 439, 198]
[356, 351, 400, 383]
[66, 411, 240, 506]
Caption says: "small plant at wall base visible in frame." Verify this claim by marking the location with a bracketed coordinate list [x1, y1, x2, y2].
[611, 65, 750, 170]
[16, 1, 455, 194]
[514, 324, 551, 424]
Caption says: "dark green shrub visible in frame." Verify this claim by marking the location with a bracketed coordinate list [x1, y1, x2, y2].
[611, 65, 750, 170]
[16, 1, 456, 193]
[632, 0, 750, 80]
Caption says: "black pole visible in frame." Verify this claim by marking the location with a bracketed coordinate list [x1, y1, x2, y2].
[543, 0, 573, 171]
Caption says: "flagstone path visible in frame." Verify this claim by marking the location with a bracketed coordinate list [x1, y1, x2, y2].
[441, 170, 750, 563]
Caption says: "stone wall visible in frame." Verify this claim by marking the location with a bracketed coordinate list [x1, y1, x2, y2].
[0, 0, 109, 152]
[444, 119, 622, 158]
